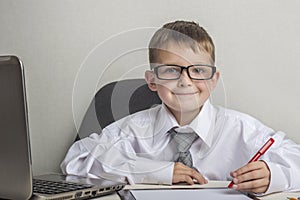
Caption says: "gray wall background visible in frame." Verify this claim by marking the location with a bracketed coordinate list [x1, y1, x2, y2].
[1, 0, 299, 175]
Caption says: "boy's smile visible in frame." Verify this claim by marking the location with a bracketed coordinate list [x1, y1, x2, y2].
[145, 43, 219, 125]
[172, 92, 198, 95]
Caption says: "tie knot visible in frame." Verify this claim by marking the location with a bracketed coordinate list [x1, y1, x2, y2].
[171, 130, 198, 152]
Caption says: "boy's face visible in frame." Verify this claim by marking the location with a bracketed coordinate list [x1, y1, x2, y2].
[145, 43, 219, 121]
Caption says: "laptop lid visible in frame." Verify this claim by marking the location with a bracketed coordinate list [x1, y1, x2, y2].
[0, 56, 125, 200]
[0, 55, 32, 199]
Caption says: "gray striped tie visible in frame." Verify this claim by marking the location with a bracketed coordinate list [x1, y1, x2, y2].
[170, 128, 198, 168]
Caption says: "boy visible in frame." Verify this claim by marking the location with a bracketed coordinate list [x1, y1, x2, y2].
[61, 20, 300, 194]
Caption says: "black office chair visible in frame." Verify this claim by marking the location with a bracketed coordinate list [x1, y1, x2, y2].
[75, 79, 162, 141]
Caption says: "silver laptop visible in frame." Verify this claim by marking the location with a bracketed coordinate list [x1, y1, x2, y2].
[0, 55, 126, 200]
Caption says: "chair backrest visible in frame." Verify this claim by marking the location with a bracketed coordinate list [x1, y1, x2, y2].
[76, 79, 162, 140]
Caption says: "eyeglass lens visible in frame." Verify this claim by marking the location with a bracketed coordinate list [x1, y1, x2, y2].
[156, 65, 214, 80]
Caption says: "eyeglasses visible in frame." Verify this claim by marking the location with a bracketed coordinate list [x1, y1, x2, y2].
[153, 64, 216, 80]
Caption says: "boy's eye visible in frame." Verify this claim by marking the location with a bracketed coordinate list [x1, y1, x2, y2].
[191, 67, 206, 74]
[162, 66, 180, 74]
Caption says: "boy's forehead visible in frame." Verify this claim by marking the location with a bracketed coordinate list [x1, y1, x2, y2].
[156, 42, 213, 65]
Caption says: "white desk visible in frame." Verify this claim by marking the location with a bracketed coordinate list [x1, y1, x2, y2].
[95, 191, 300, 200]
[96, 191, 300, 200]
[94, 193, 120, 200]
[94, 181, 300, 200]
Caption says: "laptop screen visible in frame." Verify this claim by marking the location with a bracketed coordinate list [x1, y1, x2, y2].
[0, 55, 32, 199]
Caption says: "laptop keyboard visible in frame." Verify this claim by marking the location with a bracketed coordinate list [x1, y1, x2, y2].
[33, 178, 93, 195]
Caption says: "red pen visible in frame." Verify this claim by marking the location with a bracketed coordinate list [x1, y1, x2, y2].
[228, 137, 275, 188]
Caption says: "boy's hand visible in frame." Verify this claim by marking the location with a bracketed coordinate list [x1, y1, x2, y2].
[172, 162, 208, 185]
[230, 161, 270, 193]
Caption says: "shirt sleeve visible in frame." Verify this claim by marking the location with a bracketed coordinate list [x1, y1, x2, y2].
[60, 128, 174, 185]
[261, 131, 300, 194]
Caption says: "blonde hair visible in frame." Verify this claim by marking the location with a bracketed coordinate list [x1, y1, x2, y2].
[148, 21, 215, 68]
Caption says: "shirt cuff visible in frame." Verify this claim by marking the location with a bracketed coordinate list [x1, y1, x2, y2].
[131, 158, 174, 185]
[264, 162, 288, 194]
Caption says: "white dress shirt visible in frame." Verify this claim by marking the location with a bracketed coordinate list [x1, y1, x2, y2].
[61, 100, 300, 194]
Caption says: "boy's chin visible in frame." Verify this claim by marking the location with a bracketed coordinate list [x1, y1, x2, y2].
[170, 105, 203, 114]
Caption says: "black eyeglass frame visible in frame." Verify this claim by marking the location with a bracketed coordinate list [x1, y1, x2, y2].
[153, 64, 217, 80]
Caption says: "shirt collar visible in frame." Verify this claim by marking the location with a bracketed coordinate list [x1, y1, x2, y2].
[153, 100, 215, 147]
[189, 100, 215, 147]
[153, 103, 178, 138]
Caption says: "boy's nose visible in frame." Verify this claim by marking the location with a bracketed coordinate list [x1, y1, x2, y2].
[178, 69, 192, 87]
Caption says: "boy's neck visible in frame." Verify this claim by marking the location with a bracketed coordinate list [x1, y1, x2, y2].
[169, 107, 202, 126]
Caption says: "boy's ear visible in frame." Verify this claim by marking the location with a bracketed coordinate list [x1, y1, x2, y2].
[145, 70, 157, 91]
[210, 70, 220, 90]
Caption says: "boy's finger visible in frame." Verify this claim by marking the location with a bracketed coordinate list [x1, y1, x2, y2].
[233, 169, 267, 184]
[187, 168, 207, 184]
[233, 178, 269, 193]
[173, 163, 207, 185]
[232, 161, 263, 176]
[192, 173, 207, 184]
[173, 174, 194, 185]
